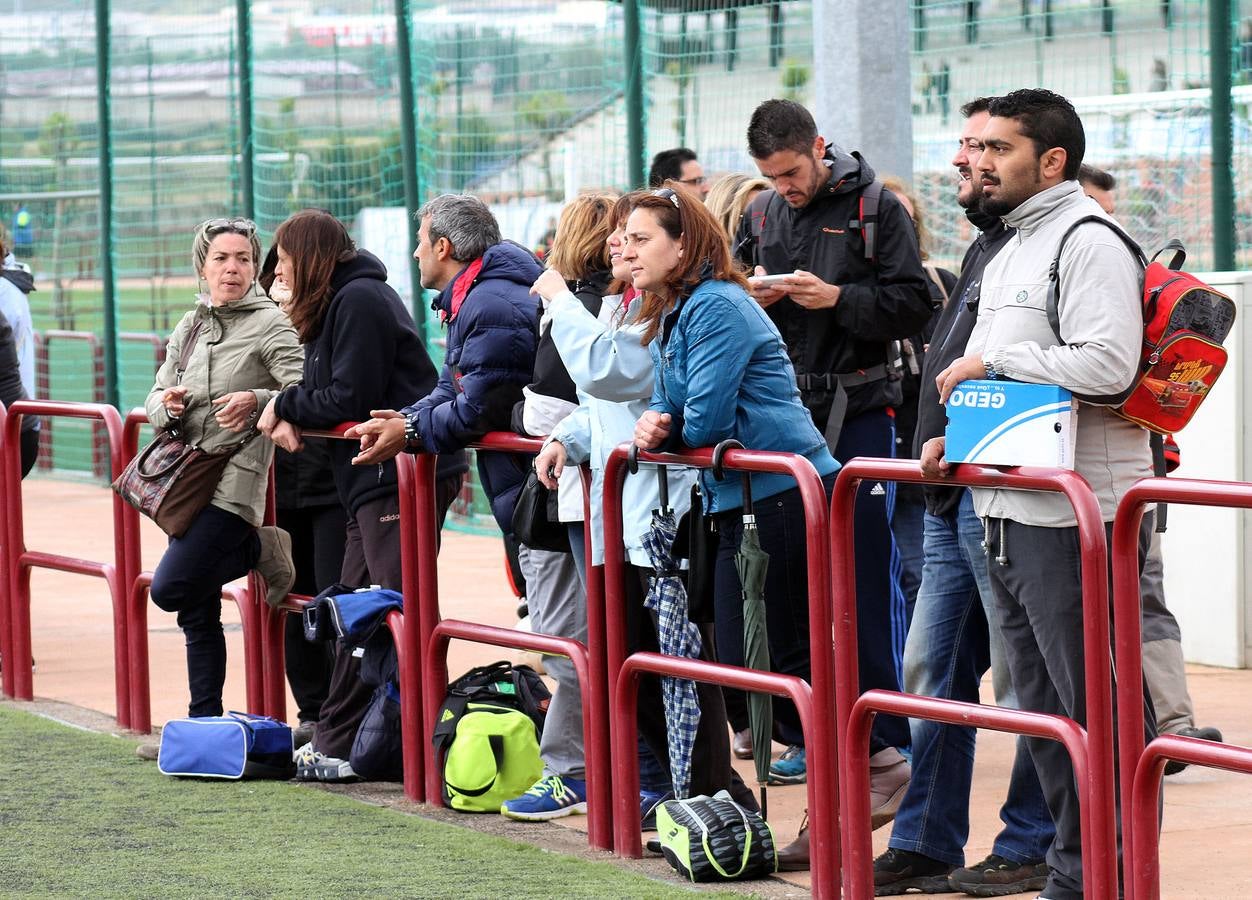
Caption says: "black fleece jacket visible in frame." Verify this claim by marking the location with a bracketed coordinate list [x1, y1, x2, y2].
[274, 250, 466, 515]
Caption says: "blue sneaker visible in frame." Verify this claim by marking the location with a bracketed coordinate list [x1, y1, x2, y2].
[640, 788, 673, 830]
[768, 744, 807, 785]
[500, 775, 587, 821]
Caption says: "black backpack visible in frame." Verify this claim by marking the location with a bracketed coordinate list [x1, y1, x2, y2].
[431, 661, 551, 756]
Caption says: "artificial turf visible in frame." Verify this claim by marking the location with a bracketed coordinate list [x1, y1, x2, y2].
[0, 706, 746, 899]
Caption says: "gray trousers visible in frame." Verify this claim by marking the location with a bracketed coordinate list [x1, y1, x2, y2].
[1140, 531, 1196, 735]
[517, 544, 587, 781]
[983, 516, 1154, 900]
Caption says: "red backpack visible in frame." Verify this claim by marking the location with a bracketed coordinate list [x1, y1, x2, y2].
[1047, 215, 1236, 434]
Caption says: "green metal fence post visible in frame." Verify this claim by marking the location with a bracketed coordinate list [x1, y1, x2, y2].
[236, 0, 255, 220]
[624, 0, 645, 188]
[94, 0, 120, 410]
[1210, 0, 1235, 270]
[393, 0, 426, 327]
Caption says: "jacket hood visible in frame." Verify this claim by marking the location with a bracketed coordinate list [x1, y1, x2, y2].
[330, 249, 389, 293]
[434, 240, 543, 320]
[817, 147, 874, 199]
[0, 268, 35, 295]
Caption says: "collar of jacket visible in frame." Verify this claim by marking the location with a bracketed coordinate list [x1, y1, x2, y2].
[437, 256, 485, 324]
[1001, 180, 1083, 236]
[0, 267, 35, 294]
[195, 293, 278, 317]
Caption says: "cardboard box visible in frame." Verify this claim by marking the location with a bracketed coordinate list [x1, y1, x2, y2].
[945, 380, 1078, 468]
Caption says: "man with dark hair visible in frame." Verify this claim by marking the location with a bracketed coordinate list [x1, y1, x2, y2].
[647, 147, 708, 197]
[871, 96, 1054, 897]
[736, 98, 933, 832]
[1077, 163, 1116, 214]
[927, 88, 1153, 900]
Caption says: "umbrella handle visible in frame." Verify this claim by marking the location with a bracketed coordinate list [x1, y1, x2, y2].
[711, 438, 752, 512]
[628, 442, 671, 512]
[627, 442, 641, 474]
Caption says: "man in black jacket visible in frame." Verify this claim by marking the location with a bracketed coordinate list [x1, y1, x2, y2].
[736, 100, 932, 809]
[871, 98, 1055, 897]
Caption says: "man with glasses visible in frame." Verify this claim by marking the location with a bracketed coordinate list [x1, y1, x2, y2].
[647, 147, 709, 199]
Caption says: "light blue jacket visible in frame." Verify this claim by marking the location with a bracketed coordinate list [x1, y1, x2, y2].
[546, 290, 696, 567]
[647, 278, 838, 513]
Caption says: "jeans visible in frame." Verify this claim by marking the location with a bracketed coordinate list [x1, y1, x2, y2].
[888, 491, 1053, 867]
[891, 485, 926, 629]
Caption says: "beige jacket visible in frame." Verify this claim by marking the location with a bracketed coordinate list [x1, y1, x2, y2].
[144, 295, 303, 526]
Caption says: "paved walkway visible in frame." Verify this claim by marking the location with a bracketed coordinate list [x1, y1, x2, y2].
[9, 477, 1251, 896]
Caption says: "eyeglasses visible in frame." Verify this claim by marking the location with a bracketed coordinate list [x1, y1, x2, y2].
[200, 216, 257, 236]
[652, 188, 681, 209]
[678, 176, 707, 186]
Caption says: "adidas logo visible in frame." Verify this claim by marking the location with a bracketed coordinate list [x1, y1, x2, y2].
[441, 709, 455, 723]
[869, 482, 886, 497]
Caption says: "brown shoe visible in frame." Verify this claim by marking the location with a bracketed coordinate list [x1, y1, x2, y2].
[869, 747, 911, 830]
[732, 728, 754, 760]
[776, 812, 810, 871]
[255, 526, 296, 608]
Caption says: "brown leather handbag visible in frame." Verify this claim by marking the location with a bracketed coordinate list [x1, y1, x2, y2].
[112, 318, 250, 538]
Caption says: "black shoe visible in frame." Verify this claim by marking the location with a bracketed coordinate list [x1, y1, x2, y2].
[1164, 725, 1223, 776]
[873, 848, 955, 895]
[947, 853, 1048, 897]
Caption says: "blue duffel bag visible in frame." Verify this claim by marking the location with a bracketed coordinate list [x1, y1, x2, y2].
[157, 712, 295, 780]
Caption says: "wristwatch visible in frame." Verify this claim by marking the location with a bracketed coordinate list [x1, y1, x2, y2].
[982, 355, 1000, 380]
[403, 413, 424, 452]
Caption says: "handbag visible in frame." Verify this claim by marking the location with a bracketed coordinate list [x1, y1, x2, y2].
[510, 467, 570, 553]
[112, 318, 250, 538]
[157, 712, 294, 780]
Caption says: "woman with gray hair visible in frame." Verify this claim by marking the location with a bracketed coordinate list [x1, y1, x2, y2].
[139, 216, 303, 744]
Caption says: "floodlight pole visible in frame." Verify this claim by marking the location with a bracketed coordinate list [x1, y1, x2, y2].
[1210, 0, 1235, 271]
[394, 0, 426, 328]
[236, 0, 255, 220]
[94, 0, 120, 410]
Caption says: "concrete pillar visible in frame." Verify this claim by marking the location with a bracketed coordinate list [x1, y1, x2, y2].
[812, 0, 915, 184]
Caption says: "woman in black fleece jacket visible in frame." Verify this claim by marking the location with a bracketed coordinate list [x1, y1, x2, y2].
[258, 209, 465, 780]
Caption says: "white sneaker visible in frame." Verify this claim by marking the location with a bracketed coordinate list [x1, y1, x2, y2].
[294, 740, 358, 782]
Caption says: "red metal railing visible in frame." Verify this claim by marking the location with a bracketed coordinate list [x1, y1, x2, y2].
[417, 432, 612, 850]
[1112, 477, 1252, 900]
[34, 330, 107, 477]
[1, 400, 132, 727]
[832, 459, 1115, 900]
[601, 443, 838, 896]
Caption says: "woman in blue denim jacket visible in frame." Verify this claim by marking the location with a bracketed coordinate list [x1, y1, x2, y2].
[629, 188, 839, 786]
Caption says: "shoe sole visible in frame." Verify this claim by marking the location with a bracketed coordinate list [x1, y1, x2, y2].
[500, 801, 587, 822]
[870, 779, 910, 830]
[297, 762, 358, 783]
[874, 873, 955, 895]
[767, 771, 807, 785]
[733, 748, 754, 760]
[948, 876, 1048, 897]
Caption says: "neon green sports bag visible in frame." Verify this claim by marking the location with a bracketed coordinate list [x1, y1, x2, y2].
[438, 702, 543, 812]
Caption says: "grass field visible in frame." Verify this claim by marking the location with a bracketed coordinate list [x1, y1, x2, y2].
[0, 707, 743, 899]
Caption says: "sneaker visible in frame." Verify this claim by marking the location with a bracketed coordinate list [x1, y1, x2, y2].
[947, 853, 1048, 897]
[291, 720, 316, 749]
[294, 740, 358, 782]
[254, 525, 296, 608]
[135, 740, 160, 761]
[1164, 724, 1223, 776]
[768, 744, 807, 784]
[873, 847, 956, 895]
[640, 788, 672, 830]
[869, 747, 911, 830]
[500, 775, 587, 821]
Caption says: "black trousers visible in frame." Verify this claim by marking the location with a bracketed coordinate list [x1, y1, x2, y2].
[624, 564, 758, 808]
[315, 474, 463, 760]
[150, 504, 260, 718]
[276, 503, 348, 723]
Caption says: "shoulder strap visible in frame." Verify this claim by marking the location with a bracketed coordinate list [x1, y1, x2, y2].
[923, 263, 950, 307]
[176, 318, 207, 381]
[1046, 214, 1147, 343]
[849, 180, 884, 262]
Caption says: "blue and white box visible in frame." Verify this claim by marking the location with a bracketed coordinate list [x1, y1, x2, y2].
[945, 380, 1077, 468]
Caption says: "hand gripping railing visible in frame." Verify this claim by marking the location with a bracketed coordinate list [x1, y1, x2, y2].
[418, 432, 611, 850]
[1112, 477, 1252, 900]
[601, 443, 837, 896]
[121, 408, 265, 734]
[1, 400, 133, 725]
[832, 459, 1116, 900]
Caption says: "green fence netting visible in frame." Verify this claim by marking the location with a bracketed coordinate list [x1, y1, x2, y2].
[1, 0, 1247, 530]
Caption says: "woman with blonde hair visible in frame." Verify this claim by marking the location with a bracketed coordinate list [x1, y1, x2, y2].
[705, 173, 771, 246]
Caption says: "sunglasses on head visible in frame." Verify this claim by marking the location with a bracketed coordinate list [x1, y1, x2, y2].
[652, 187, 681, 209]
[201, 216, 258, 237]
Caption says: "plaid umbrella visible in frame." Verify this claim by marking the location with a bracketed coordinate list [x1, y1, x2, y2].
[735, 484, 773, 820]
[640, 474, 703, 800]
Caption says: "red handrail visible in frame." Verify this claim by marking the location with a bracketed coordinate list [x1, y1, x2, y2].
[1112, 477, 1252, 900]
[2, 399, 132, 727]
[831, 459, 1114, 899]
[601, 443, 839, 897]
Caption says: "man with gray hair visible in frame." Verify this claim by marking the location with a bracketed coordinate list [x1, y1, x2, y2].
[350, 193, 540, 533]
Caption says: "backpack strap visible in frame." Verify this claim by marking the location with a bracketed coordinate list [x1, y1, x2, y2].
[923, 263, 951, 307]
[849, 180, 884, 262]
[1046, 214, 1147, 344]
[736, 189, 779, 268]
[1151, 239, 1186, 271]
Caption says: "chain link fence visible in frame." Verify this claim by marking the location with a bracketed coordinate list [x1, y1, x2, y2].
[1, 0, 1246, 528]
